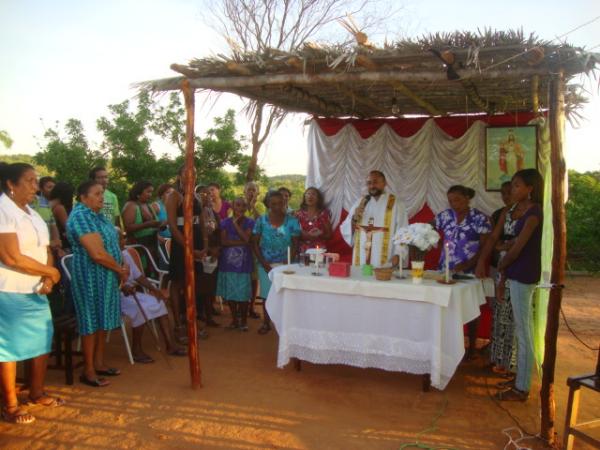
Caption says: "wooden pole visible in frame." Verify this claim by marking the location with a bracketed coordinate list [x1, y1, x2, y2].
[540, 69, 566, 444]
[181, 79, 202, 389]
[531, 75, 540, 116]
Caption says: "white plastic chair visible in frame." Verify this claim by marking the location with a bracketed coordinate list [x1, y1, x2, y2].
[126, 244, 169, 291]
[61, 254, 135, 365]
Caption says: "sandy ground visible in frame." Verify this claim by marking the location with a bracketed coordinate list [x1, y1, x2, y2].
[1, 276, 599, 450]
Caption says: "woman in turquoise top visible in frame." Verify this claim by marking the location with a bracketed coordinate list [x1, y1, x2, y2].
[67, 180, 129, 387]
[253, 191, 300, 334]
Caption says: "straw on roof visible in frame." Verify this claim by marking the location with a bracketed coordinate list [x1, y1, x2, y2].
[140, 29, 599, 118]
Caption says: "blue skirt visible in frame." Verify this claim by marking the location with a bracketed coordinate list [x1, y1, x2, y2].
[0, 292, 53, 362]
[216, 271, 251, 302]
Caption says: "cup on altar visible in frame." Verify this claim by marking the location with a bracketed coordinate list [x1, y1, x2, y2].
[411, 261, 425, 284]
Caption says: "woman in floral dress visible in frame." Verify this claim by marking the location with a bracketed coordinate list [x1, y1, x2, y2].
[435, 185, 492, 359]
[295, 187, 332, 254]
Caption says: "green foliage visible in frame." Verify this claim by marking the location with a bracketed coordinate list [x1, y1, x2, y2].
[97, 91, 177, 191]
[150, 92, 249, 197]
[566, 170, 600, 271]
[0, 153, 50, 176]
[264, 174, 306, 209]
[34, 119, 106, 188]
[0, 130, 13, 149]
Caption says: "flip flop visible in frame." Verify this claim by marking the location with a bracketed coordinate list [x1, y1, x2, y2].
[27, 393, 65, 407]
[133, 355, 155, 364]
[1, 406, 35, 424]
[79, 375, 109, 387]
[95, 368, 121, 376]
[168, 348, 187, 357]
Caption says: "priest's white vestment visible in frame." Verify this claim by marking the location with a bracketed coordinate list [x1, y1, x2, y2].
[340, 191, 409, 266]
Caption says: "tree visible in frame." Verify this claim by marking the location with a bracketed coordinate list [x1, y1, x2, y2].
[97, 90, 176, 191]
[566, 170, 600, 271]
[34, 119, 106, 188]
[151, 92, 249, 196]
[205, 0, 401, 181]
[0, 130, 13, 149]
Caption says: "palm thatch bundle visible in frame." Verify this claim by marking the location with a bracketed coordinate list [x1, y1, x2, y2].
[140, 29, 599, 119]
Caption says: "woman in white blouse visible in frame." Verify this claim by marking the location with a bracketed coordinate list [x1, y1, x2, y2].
[0, 163, 64, 425]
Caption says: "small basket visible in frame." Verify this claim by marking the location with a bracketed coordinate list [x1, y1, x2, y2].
[374, 267, 394, 281]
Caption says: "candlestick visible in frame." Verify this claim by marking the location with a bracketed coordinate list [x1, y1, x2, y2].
[444, 242, 450, 283]
[287, 246, 291, 265]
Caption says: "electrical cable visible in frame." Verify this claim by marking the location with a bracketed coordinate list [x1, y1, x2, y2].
[560, 306, 600, 351]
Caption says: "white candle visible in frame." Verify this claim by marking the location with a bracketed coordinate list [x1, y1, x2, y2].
[287, 246, 291, 265]
[444, 242, 450, 283]
[398, 246, 403, 277]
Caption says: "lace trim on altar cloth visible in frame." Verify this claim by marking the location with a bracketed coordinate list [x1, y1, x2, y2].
[276, 329, 455, 390]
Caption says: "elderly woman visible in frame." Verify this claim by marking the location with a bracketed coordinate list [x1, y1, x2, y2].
[295, 187, 332, 254]
[253, 191, 300, 334]
[67, 180, 129, 387]
[435, 185, 492, 359]
[0, 163, 63, 424]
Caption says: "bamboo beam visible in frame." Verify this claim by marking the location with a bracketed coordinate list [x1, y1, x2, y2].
[540, 68, 566, 445]
[152, 66, 554, 92]
[181, 79, 202, 389]
[391, 81, 442, 116]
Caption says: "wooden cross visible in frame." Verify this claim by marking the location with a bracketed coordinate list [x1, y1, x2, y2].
[357, 217, 389, 265]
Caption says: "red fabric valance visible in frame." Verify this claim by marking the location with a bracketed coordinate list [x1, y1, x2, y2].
[315, 112, 541, 139]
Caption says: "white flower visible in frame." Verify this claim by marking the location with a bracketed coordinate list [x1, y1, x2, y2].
[392, 223, 440, 252]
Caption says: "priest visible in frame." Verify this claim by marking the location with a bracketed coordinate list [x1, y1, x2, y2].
[340, 170, 408, 267]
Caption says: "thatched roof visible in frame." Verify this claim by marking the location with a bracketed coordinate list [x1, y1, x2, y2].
[141, 30, 599, 118]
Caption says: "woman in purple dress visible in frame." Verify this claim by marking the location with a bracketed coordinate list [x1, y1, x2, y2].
[435, 185, 492, 359]
[216, 198, 254, 331]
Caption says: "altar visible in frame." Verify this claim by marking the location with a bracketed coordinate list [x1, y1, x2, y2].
[266, 265, 492, 390]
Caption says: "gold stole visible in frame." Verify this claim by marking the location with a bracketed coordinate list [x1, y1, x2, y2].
[353, 194, 396, 266]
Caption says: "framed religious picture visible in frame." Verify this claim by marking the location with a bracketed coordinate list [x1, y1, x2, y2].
[485, 125, 538, 191]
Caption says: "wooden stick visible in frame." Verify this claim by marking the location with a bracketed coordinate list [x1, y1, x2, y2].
[181, 79, 202, 389]
[391, 81, 442, 116]
[541, 68, 566, 445]
[158, 66, 555, 91]
[532, 75, 540, 115]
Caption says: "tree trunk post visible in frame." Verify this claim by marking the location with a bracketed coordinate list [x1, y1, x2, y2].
[540, 68, 566, 445]
[181, 79, 202, 389]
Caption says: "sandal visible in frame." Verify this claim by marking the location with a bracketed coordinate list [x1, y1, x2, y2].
[133, 355, 155, 364]
[1, 406, 35, 424]
[496, 378, 516, 389]
[495, 387, 529, 402]
[79, 375, 110, 387]
[198, 329, 209, 340]
[168, 348, 187, 357]
[248, 310, 260, 319]
[258, 323, 271, 335]
[27, 393, 65, 407]
[95, 368, 120, 376]
[226, 322, 239, 330]
[239, 325, 249, 332]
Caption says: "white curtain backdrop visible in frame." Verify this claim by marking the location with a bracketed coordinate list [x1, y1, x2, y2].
[306, 118, 550, 227]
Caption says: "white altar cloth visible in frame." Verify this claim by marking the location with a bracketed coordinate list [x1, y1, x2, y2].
[266, 265, 488, 390]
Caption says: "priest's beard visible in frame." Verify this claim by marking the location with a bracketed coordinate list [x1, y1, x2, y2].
[368, 188, 383, 198]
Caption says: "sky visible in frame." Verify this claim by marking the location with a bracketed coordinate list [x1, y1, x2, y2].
[1, 0, 599, 175]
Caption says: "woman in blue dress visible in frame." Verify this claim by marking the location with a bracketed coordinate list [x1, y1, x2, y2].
[252, 191, 300, 335]
[435, 185, 492, 359]
[67, 180, 129, 387]
[0, 163, 64, 424]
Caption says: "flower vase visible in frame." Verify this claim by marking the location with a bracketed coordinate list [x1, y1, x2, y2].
[411, 261, 425, 284]
[409, 246, 427, 284]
